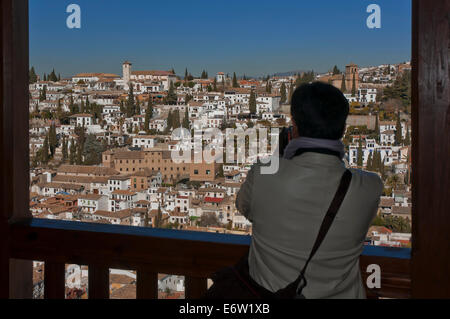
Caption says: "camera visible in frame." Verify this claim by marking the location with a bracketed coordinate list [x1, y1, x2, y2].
[278, 126, 294, 157]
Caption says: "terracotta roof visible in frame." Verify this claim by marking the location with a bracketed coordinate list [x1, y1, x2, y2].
[58, 165, 119, 176]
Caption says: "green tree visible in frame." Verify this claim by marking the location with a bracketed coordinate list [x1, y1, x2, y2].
[29, 67, 38, 83]
[374, 114, 380, 142]
[351, 73, 356, 97]
[39, 86, 47, 102]
[144, 99, 153, 133]
[48, 124, 58, 157]
[340, 74, 346, 92]
[126, 85, 136, 117]
[332, 65, 341, 75]
[83, 134, 105, 165]
[182, 108, 189, 129]
[249, 90, 256, 114]
[383, 70, 411, 108]
[41, 135, 50, 164]
[366, 151, 373, 171]
[62, 136, 68, 162]
[404, 126, 410, 145]
[154, 205, 162, 228]
[395, 111, 403, 145]
[69, 139, 76, 164]
[48, 69, 58, 82]
[76, 142, 83, 165]
[213, 78, 217, 91]
[56, 99, 63, 121]
[170, 109, 178, 129]
[80, 98, 85, 113]
[357, 137, 363, 167]
[165, 81, 177, 105]
[232, 72, 239, 88]
[280, 83, 287, 104]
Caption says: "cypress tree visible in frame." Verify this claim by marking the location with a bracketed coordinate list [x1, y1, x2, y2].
[280, 83, 286, 103]
[165, 81, 177, 105]
[167, 110, 173, 129]
[351, 73, 356, 97]
[69, 95, 74, 113]
[357, 137, 363, 167]
[136, 99, 141, 117]
[213, 78, 217, 91]
[56, 99, 63, 121]
[69, 139, 76, 164]
[48, 124, 57, 157]
[49, 69, 57, 82]
[76, 141, 83, 165]
[29, 67, 38, 83]
[62, 136, 68, 162]
[183, 108, 189, 129]
[173, 109, 181, 129]
[367, 151, 373, 171]
[126, 85, 135, 117]
[144, 99, 153, 133]
[85, 96, 90, 113]
[42, 135, 50, 164]
[249, 90, 257, 114]
[332, 65, 341, 75]
[232, 72, 238, 88]
[80, 98, 85, 113]
[340, 74, 346, 92]
[395, 111, 403, 145]
[375, 114, 380, 142]
[404, 126, 410, 145]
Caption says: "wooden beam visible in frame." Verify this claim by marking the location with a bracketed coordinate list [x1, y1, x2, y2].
[88, 265, 110, 299]
[44, 262, 66, 299]
[0, 0, 31, 299]
[185, 276, 208, 299]
[9, 219, 412, 299]
[136, 270, 158, 299]
[411, 0, 450, 298]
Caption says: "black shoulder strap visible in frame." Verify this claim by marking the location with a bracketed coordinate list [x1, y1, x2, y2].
[295, 169, 352, 294]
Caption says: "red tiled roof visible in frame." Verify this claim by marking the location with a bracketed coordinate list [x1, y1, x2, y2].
[204, 197, 224, 203]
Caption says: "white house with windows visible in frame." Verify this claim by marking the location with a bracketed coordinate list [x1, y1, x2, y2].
[70, 114, 93, 126]
[107, 176, 130, 193]
[109, 190, 137, 212]
[132, 135, 156, 148]
[77, 194, 108, 213]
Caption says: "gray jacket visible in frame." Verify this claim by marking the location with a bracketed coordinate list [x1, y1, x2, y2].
[236, 152, 383, 298]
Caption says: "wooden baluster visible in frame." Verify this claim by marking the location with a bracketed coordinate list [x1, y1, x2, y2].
[44, 262, 65, 299]
[136, 270, 158, 299]
[88, 265, 109, 299]
[185, 276, 207, 299]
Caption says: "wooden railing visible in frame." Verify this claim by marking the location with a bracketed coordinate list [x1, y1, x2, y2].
[9, 218, 411, 299]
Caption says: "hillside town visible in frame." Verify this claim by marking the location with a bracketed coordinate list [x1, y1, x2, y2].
[29, 61, 412, 298]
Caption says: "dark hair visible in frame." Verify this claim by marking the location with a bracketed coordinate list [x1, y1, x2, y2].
[290, 82, 349, 140]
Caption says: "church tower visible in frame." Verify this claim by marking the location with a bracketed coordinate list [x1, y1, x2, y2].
[345, 63, 359, 94]
[122, 61, 132, 84]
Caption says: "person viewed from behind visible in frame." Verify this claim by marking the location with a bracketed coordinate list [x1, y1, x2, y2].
[236, 82, 383, 298]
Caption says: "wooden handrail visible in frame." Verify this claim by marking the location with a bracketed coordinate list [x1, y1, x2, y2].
[9, 218, 411, 299]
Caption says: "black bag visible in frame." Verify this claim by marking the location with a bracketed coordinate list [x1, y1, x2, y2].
[204, 169, 352, 299]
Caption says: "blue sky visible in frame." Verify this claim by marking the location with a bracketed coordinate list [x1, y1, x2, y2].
[29, 0, 411, 78]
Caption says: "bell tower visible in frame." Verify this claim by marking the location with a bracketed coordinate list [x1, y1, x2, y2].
[122, 61, 132, 84]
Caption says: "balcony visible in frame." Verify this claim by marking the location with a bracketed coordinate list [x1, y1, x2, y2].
[9, 218, 411, 299]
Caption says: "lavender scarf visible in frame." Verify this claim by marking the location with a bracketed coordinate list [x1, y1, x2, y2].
[283, 137, 345, 160]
